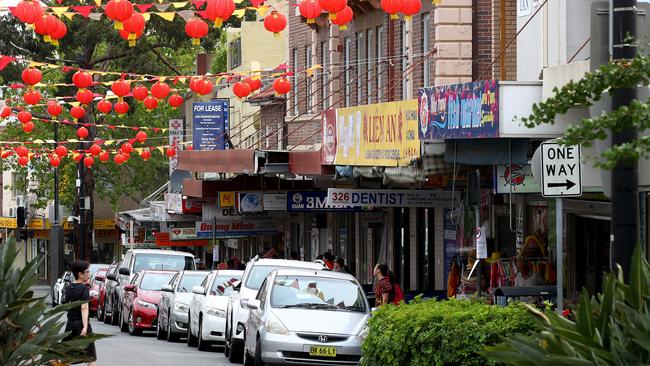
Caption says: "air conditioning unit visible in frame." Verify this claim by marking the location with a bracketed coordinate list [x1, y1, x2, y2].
[8, 207, 16, 217]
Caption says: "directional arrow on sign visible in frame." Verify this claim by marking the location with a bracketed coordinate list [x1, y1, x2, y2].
[546, 179, 576, 190]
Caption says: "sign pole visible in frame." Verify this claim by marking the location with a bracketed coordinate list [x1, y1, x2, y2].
[555, 198, 563, 314]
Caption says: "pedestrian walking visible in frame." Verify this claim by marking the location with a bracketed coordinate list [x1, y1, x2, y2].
[64, 260, 97, 366]
[333, 257, 349, 273]
[373, 263, 394, 307]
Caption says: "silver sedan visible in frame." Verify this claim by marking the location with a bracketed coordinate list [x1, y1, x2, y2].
[157, 270, 210, 342]
[244, 269, 370, 365]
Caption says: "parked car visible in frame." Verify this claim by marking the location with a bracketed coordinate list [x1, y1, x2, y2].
[106, 249, 195, 327]
[96, 262, 117, 321]
[88, 263, 106, 278]
[157, 270, 210, 342]
[104, 262, 122, 325]
[119, 269, 177, 336]
[224, 258, 325, 362]
[89, 267, 109, 315]
[188, 269, 243, 350]
[52, 271, 72, 306]
[243, 268, 370, 366]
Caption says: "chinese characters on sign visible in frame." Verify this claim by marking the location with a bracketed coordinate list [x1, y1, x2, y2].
[168, 119, 183, 175]
[192, 100, 229, 150]
[418, 80, 499, 140]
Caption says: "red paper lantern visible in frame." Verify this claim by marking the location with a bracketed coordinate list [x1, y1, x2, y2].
[105, 0, 134, 30]
[401, 0, 421, 19]
[114, 101, 129, 116]
[14, 0, 43, 24]
[70, 106, 86, 120]
[77, 126, 89, 139]
[143, 96, 158, 111]
[55, 145, 68, 157]
[49, 154, 61, 167]
[1, 106, 11, 118]
[17, 110, 32, 124]
[206, 0, 235, 27]
[331, 5, 353, 29]
[318, 0, 346, 17]
[34, 14, 58, 43]
[74, 153, 83, 162]
[381, 0, 403, 19]
[232, 81, 252, 99]
[72, 70, 93, 89]
[49, 18, 67, 46]
[1, 151, 13, 159]
[75, 89, 94, 105]
[47, 100, 62, 117]
[196, 79, 213, 95]
[22, 121, 34, 133]
[23, 89, 41, 105]
[21, 67, 42, 86]
[15, 146, 29, 157]
[122, 152, 131, 161]
[185, 18, 209, 46]
[189, 78, 200, 93]
[114, 153, 125, 165]
[140, 149, 151, 161]
[264, 11, 287, 35]
[132, 85, 148, 101]
[151, 81, 170, 100]
[99, 151, 110, 162]
[89, 144, 102, 156]
[18, 156, 29, 166]
[299, 0, 322, 24]
[273, 77, 291, 95]
[84, 156, 95, 168]
[121, 142, 133, 154]
[168, 94, 184, 109]
[111, 80, 130, 98]
[97, 99, 112, 114]
[135, 131, 147, 143]
[166, 148, 176, 157]
[122, 11, 145, 42]
[245, 77, 262, 92]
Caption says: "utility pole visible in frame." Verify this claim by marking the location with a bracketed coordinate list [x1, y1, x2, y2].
[50, 123, 64, 298]
[78, 149, 86, 261]
[610, 0, 638, 278]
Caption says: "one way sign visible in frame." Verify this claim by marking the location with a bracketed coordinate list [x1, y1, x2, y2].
[541, 142, 582, 197]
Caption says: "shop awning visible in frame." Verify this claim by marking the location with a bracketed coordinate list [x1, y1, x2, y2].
[178, 149, 256, 174]
[154, 232, 208, 247]
[182, 176, 315, 198]
[289, 150, 335, 176]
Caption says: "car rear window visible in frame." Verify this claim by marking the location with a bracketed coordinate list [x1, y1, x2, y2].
[177, 272, 208, 293]
[133, 254, 194, 273]
[140, 272, 176, 291]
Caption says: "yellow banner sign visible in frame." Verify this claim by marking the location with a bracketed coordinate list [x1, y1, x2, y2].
[332, 100, 420, 166]
[0, 217, 114, 230]
[220, 192, 235, 208]
[0, 217, 16, 228]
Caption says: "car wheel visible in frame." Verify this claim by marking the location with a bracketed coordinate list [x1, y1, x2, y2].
[243, 346, 254, 366]
[103, 303, 112, 324]
[166, 311, 179, 342]
[187, 314, 198, 347]
[120, 308, 129, 332]
[197, 315, 211, 351]
[228, 334, 244, 363]
[128, 310, 141, 336]
[97, 304, 104, 321]
[224, 318, 231, 357]
[156, 312, 166, 340]
[255, 337, 265, 366]
[111, 300, 120, 326]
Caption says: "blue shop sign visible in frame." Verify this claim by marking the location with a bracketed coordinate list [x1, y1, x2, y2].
[192, 100, 229, 150]
[287, 191, 358, 212]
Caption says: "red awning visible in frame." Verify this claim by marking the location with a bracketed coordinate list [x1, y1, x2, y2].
[288, 150, 335, 175]
[155, 232, 208, 247]
[178, 149, 255, 174]
[182, 176, 315, 198]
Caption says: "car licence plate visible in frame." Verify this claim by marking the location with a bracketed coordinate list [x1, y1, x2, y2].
[309, 346, 336, 357]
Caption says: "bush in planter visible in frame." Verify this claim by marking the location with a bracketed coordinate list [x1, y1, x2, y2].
[361, 297, 535, 366]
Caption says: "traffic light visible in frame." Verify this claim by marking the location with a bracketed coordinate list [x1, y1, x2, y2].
[16, 207, 25, 228]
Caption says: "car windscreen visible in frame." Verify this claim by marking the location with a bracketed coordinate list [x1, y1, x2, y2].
[140, 272, 176, 291]
[133, 254, 194, 273]
[270, 276, 367, 312]
[176, 273, 208, 293]
[245, 266, 287, 290]
[210, 275, 243, 296]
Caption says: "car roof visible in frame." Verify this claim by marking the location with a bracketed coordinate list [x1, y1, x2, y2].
[213, 269, 244, 276]
[273, 268, 357, 281]
[140, 269, 178, 275]
[126, 249, 194, 257]
[250, 259, 325, 270]
[180, 270, 210, 276]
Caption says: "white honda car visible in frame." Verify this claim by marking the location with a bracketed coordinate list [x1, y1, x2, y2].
[224, 258, 325, 362]
[187, 269, 243, 351]
[243, 268, 370, 365]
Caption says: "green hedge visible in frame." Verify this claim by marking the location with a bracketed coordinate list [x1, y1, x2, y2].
[361, 298, 535, 366]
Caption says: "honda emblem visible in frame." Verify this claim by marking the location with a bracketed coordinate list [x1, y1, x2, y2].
[318, 335, 328, 343]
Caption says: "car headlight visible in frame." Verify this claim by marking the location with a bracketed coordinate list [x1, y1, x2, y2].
[206, 307, 226, 318]
[136, 299, 157, 309]
[174, 303, 189, 312]
[265, 311, 289, 336]
[356, 324, 369, 341]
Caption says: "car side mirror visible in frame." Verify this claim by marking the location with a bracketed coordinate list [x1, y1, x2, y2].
[124, 284, 136, 292]
[106, 273, 117, 282]
[246, 299, 260, 310]
[162, 284, 173, 292]
[119, 267, 130, 276]
[192, 286, 205, 295]
[233, 282, 241, 291]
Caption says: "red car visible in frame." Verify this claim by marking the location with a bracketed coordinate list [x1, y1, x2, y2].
[120, 270, 177, 336]
[89, 267, 109, 315]
[95, 263, 116, 321]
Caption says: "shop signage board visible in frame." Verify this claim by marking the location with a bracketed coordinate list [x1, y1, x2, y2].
[182, 197, 212, 213]
[327, 189, 458, 208]
[263, 193, 287, 211]
[238, 192, 264, 212]
[287, 191, 358, 212]
[219, 192, 236, 208]
[540, 142, 582, 197]
[192, 100, 229, 151]
[494, 165, 541, 194]
[170, 227, 199, 240]
[169, 119, 183, 175]
[195, 217, 282, 238]
[323, 100, 420, 166]
[164, 192, 183, 212]
[418, 80, 499, 140]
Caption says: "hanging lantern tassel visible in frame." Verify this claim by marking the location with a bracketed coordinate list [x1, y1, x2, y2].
[214, 17, 223, 28]
[193, 38, 200, 46]
[114, 21, 123, 30]
[129, 39, 136, 47]
[329, 13, 336, 20]
[51, 39, 59, 46]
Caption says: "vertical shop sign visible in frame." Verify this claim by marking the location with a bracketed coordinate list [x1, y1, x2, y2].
[192, 100, 229, 150]
[168, 118, 183, 175]
[418, 80, 499, 140]
[321, 108, 337, 164]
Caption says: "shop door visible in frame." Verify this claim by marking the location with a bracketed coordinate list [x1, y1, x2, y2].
[573, 215, 611, 296]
